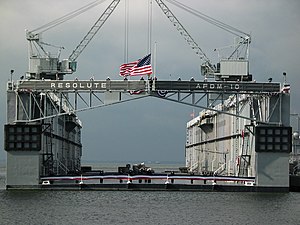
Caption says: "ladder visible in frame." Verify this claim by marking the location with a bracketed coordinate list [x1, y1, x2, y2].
[238, 128, 252, 177]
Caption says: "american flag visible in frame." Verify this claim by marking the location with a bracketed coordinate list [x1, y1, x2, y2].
[119, 54, 152, 76]
[119, 60, 139, 76]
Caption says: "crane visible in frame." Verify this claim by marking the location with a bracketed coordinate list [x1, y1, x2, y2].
[154, 0, 216, 76]
[25, 0, 251, 81]
[156, 0, 251, 80]
[26, 0, 120, 80]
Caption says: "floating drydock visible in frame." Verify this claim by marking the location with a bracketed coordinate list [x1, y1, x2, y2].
[5, 0, 299, 192]
[4, 77, 295, 192]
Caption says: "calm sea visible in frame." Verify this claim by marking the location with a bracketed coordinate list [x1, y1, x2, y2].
[0, 161, 300, 225]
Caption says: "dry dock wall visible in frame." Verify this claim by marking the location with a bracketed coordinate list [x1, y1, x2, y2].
[5, 85, 82, 186]
[186, 93, 291, 188]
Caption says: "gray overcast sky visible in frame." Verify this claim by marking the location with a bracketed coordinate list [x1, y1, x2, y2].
[1, 0, 300, 163]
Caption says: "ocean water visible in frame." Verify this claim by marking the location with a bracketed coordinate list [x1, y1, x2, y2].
[1, 162, 300, 225]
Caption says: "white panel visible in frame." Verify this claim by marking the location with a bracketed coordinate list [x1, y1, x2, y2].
[220, 60, 248, 75]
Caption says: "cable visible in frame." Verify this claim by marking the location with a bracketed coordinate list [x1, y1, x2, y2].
[124, 0, 129, 63]
[31, 0, 108, 34]
[148, 0, 153, 54]
[165, 0, 250, 38]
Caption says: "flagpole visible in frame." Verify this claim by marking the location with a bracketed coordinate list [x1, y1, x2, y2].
[153, 42, 157, 90]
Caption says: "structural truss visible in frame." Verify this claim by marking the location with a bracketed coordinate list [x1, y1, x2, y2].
[9, 79, 281, 123]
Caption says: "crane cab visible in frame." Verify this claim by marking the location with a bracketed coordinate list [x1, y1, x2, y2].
[27, 57, 76, 80]
[213, 59, 252, 81]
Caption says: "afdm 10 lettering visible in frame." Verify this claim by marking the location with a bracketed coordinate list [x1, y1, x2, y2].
[195, 83, 240, 90]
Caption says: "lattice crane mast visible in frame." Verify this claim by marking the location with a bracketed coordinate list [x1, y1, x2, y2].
[154, 0, 216, 76]
[155, 0, 252, 81]
[26, 0, 120, 80]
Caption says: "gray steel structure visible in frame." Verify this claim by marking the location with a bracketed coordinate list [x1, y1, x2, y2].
[5, 81, 82, 187]
[17, 80, 279, 93]
[12, 79, 281, 123]
[3, 0, 291, 191]
[5, 78, 291, 190]
[185, 86, 291, 190]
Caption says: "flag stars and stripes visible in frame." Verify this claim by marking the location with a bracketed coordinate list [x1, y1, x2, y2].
[119, 54, 152, 77]
[119, 60, 139, 76]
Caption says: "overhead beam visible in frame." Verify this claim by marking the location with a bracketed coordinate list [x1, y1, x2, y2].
[15, 80, 280, 93]
[10, 79, 282, 123]
[154, 81, 280, 93]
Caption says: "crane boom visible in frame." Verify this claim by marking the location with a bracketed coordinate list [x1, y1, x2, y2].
[166, 0, 251, 61]
[69, 0, 120, 62]
[154, 0, 215, 75]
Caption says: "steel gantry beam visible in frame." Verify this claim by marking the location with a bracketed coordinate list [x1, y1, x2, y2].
[10, 79, 281, 122]
[16, 79, 280, 93]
